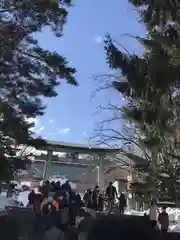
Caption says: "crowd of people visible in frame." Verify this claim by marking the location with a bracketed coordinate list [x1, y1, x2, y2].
[27, 180, 126, 217]
[83, 182, 126, 214]
[27, 180, 87, 239]
[24, 180, 170, 240]
[26, 180, 127, 239]
[0, 179, 174, 240]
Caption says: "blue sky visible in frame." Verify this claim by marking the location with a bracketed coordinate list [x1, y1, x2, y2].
[33, 0, 145, 144]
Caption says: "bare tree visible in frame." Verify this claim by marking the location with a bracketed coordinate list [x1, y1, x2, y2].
[90, 72, 152, 173]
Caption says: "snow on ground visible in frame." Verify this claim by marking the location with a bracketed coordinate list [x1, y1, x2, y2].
[17, 190, 31, 206]
[0, 195, 20, 213]
[125, 208, 180, 232]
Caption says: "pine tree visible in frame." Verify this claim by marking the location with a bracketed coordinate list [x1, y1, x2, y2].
[0, 0, 77, 180]
[104, 0, 180, 202]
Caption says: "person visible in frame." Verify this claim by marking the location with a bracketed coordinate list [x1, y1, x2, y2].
[158, 206, 169, 232]
[68, 191, 76, 226]
[33, 191, 43, 216]
[62, 180, 72, 195]
[51, 181, 57, 192]
[149, 201, 159, 229]
[43, 219, 63, 240]
[40, 194, 50, 212]
[92, 186, 100, 210]
[28, 189, 36, 206]
[83, 189, 93, 209]
[118, 192, 126, 215]
[98, 193, 104, 212]
[41, 180, 51, 196]
[76, 208, 93, 240]
[58, 194, 69, 232]
[105, 182, 117, 212]
[37, 204, 54, 237]
[32, 192, 43, 233]
[51, 195, 60, 221]
[40, 194, 59, 216]
[7, 182, 14, 198]
[54, 181, 61, 192]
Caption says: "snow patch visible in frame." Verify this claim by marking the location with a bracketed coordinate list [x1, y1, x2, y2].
[17, 191, 31, 207]
[125, 208, 180, 232]
[0, 195, 19, 213]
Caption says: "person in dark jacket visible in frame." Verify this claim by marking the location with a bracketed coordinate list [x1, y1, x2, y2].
[158, 206, 169, 232]
[51, 181, 56, 192]
[105, 182, 117, 212]
[33, 192, 43, 216]
[98, 193, 104, 212]
[83, 189, 93, 209]
[41, 180, 51, 196]
[28, 190, 36, 205]
[118, 193, 126, 215]
[105, 182, 117, 200]
[62, 180, 72, 194]
[54, 181, 61, 192]
[36, 206, 54, 239]
[92, 186, 99, 210]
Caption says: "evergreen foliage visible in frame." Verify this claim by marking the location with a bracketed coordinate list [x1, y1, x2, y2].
[104, 0, 180, 202]
[0, 0, 77, 179]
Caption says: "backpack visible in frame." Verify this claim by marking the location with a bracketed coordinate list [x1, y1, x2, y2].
[41, 197, 59, 214]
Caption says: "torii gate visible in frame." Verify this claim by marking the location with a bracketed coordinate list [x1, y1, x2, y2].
[35, 140, 120, 192]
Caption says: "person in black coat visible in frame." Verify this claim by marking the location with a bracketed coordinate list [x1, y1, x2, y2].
[92, 186, 100, 210]
[28, 190, 36, 205]
[118, 193, 126, 215]
[105, 182, 117, 201]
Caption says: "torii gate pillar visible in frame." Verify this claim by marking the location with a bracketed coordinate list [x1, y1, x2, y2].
[43, 149, 53, 183]
[97, 154, 105, 193]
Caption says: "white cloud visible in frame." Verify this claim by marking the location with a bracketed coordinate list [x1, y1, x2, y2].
[49, 119, 54, 123]
[94, 35, 103, 44]
[58, 128, 70, 135]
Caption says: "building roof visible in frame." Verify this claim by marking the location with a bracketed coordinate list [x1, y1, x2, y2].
[38, 140, 120, 154]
